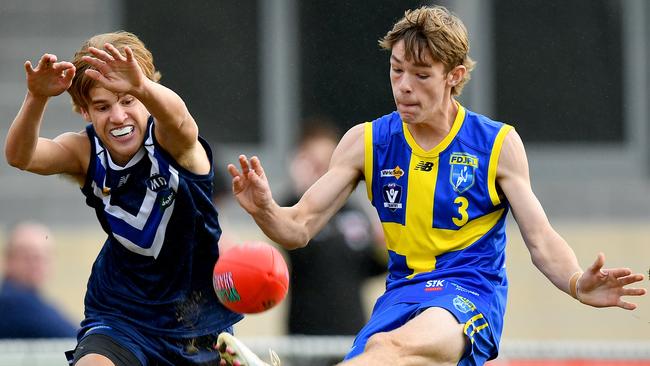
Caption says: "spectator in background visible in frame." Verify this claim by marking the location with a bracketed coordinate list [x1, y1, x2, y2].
[0, 221, 77, 338]
[282, 118, 385, 337]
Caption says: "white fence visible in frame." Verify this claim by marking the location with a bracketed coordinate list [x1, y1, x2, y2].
[0, 338, 649, 366]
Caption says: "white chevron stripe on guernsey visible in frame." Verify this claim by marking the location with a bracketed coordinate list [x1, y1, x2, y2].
[90, 123, 179, 258]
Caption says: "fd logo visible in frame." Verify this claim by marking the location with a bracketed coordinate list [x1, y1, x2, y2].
[382, 183, 403, 211]
[449, 153, 478, 194]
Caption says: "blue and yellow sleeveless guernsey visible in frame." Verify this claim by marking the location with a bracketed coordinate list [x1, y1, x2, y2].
[79, 117, 243, 339]
[348, 104, 513, 363]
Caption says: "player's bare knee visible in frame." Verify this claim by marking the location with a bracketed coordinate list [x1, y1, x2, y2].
[365, 332, 400, 353]
[365, 331, 464, 365]
[364, 332, 422, 359]
[422, 332, 466, 364]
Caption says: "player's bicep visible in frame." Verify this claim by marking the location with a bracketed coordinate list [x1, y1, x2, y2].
[28, 133, 88, 181]
[298, 166, 358, 226]
[496, 130, 552, 245]
[154, 117, 209, 175]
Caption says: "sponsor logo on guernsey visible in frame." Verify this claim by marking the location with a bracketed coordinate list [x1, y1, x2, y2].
[453, 295, 477, 314]
[450, 282, 480, 297]
[425, 279, 445, 292]
[159, 190, 176, 208]
[382, 183, 403, 211]
[414, 160, 434, 172]
[147, 174, 169, 192]
[380, 166, 404, 179]
[449, 152, 478, 194]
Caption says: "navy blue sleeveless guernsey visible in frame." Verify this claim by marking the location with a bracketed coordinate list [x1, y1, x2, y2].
[363, 104, 513, 345]
[80, 117, 242, 337]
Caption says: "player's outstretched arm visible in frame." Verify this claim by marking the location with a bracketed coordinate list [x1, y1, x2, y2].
[228, 154, 312, 249]
[497, 129, 646, 310]
[81, 44, 206, 173]
[5, 53, 86, 182]
[228, 124, 365, 249]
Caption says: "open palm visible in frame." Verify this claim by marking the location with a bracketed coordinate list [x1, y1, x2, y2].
[227, 155, 275, 216]
[81, 43, 145, 94]
[25, 54, 76, 97]
[577, 253, 647, 310]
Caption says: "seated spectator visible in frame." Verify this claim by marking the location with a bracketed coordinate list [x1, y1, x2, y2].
[0, 221, 77, 338]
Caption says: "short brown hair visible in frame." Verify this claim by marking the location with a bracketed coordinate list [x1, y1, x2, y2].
[299, 116, 341, 146]
[68, 31, 162, 114]
[379, 6, 475, 96]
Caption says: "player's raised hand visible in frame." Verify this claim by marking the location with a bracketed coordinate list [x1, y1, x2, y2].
[81, 43, 145, 94]
[227, 155, 275, 215]
[24, 53, 76, 98]
[576, 253, 647, 310]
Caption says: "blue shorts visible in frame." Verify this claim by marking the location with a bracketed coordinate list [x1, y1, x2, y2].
[344, 279, 499, 365]
[66, 321, 234, 366]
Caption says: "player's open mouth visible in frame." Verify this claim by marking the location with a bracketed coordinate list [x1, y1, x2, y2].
[110, 126, 134, 137]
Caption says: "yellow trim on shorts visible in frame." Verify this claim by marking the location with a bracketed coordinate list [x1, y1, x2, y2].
[487, 125, 514, 206]
[463, 314, 485, 334]
[469, 323, 489, 337]
[463, 313, 489, 343]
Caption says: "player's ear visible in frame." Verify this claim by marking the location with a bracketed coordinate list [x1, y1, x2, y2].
[79, 107, 92, 122]
[447, 65, 466, 87]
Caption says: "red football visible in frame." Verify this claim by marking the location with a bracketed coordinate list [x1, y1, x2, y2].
[213, 241, 289, 314]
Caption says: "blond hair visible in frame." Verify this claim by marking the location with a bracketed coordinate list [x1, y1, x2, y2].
[68, 31, 162, 113]
[379, 6, 475, 96]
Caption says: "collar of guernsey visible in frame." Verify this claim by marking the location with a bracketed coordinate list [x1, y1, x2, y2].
[363, 103, 513, 205]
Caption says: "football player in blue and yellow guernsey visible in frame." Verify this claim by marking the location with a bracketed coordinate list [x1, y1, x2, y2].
[219, 5, 647, 366]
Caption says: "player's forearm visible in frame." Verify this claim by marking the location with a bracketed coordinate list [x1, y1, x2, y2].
[527, 228, 582, 297]
[131, 79, 197, 143]
[251, 204, 311, 250]
[5, 92, 48, 169]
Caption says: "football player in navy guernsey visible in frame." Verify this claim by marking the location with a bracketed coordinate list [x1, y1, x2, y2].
[5, 31, 243, 366]
[219, 6, 647, 366]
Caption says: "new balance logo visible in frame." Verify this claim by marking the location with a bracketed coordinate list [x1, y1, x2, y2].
[117, 174, 131, 188]
[414, 161, 434, 172]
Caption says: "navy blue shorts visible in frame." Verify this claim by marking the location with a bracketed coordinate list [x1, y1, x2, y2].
[344, 280, 498, 365]
[65, 322, 234, 366]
